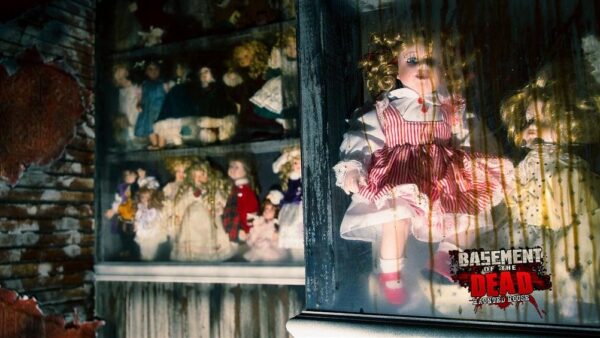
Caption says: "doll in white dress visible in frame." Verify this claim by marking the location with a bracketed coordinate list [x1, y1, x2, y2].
[244, 190, 287, 262]
[134, 187, 167, 261]
[161, 157, 193, 238]
[112, 64, 141, 148]
[171, 160, 237, 261]
[333, 33, 513, 305]
[500, 60, 600, 321]
[273, 145, 304, 261]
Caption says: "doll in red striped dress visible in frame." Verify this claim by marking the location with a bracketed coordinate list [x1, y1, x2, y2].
[333, 32, 514, 305]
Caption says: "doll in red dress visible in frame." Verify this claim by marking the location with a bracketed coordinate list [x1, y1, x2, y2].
[334, 32, 514, 305]
[222, 154, 260, 242]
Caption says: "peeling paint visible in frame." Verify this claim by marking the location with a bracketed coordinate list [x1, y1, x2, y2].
[26, 206, 37, 215]
[38, 263, 52, 277]
[62, 244, 81, 257]
[41, 190, 62, 200]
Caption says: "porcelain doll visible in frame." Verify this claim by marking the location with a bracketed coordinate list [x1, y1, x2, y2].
[195, 66, 238, 143]
[273, 145, 304, 261]
[112, 64, 141, 148]
[134, 60, 170, 149]
[104, 169, 139, 259]
[161, 156, 193, 237]
[251, 27, 299, 132]
[171, 160, 237, 261]
[133, 187, 167, 261]
[223, 40, 283, 139]
[333, 32, 513, 305]
[135, 167, 160, 190]
[222, 154, 260, 242]
[244, 190, 287, 262]
[500, 62, 600, 320]
[153, 63, 197, 148]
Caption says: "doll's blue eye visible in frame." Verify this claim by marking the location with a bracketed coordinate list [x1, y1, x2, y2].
[406, 56, 418, 65]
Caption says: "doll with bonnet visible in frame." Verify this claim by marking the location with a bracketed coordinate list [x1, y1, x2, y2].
[333, 31, 513, 305]
[244, 190, 288, 262]
[273, 145, 304, 261]
[499, 55, 600, 320]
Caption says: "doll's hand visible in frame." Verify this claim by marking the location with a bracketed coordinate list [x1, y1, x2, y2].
[343, 169, 366, 194]
[239, 230, 248, 242]
[105, 209, 116, 219]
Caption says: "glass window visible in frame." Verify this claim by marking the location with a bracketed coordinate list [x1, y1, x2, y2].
[301, 0, 600, 328]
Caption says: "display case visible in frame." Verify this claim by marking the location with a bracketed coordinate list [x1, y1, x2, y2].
[291, 0, 600, 336]
[94, 0, 304, 284]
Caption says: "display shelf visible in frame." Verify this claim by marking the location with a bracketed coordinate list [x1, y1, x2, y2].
[94, 262, 305, 285]
[108, 19, 296, 61]
[104, 137, 300, 162]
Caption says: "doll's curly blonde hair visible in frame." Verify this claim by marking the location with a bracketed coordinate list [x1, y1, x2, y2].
[179, 160, 231, 208]
[359, 31, 469, 98]
[164, 156, 193, 175]
[276, 145, 301, 192]
[232, 40, 269, 80]
[500, 61, 600, 146]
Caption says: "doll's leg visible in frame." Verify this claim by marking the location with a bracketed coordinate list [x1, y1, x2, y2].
[430, 229, 478, 282]
[378, 219, 410, 305]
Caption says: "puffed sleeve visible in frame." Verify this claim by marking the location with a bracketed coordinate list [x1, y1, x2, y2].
[333, 107, 385, 193]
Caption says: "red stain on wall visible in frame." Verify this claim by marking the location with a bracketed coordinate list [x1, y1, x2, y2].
[0, 50, 85, 185]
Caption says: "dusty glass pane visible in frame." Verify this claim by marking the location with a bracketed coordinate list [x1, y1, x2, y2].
[327, 0, 600, 326]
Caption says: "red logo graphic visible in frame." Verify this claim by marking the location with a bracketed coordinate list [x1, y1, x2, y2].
[449, 247, 552, 317]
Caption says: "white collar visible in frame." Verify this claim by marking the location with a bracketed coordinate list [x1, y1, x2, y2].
[388, 87, 443, 106]
[234, 178, 249, 186]
[289, 171, 301, 180]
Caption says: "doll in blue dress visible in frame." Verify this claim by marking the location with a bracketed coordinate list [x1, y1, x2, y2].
[135, 60, 169, 149]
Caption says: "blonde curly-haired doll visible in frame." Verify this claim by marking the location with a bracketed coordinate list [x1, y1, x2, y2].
[273, 145, 303, 261]
[333, 31, 514, 305]
[170, 160, 237, 261]
[500, 60, 600, 321]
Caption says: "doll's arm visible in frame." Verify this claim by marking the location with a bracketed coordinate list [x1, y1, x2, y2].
[333, 110, 384, 194]
[105, 192, 123, 218]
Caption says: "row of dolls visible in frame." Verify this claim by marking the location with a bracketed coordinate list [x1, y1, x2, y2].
[104, 145, 303, 263]
[334, 31, 600, 317]
[111, 28, 298, 150]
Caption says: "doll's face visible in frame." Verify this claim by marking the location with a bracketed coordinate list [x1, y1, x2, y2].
[235, 47, 253, 68]
[292, 158, 301, 174]
[137, 168, 146, 179]
[113, 67, 130, 87]
[192, 169, 208, 185]
[139, 191, 151, 204]
[145, 64, 161, 80]
[284, 37, 297, 59]
[199, 67, 214, 87]
[397, 42, 442, 96]
[124, 171, 137, 184]
[228, 160, 247, 180]
[174, 164, 186, 183]
[521, 100, 556, 147]
[175, 64, 187, 78]
[263, 203, 276, 221]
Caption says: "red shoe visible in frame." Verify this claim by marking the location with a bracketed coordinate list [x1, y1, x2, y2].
[431, 250, 453, 283]
[378, 271, 407, 305]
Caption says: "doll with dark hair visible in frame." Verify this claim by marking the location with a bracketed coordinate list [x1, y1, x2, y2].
[105, 169, 140, 260]
[244, 190, 287, 262]
[195, 66, 238, 143]
[135, 60, 170, 149]
[222, 153, 260, 242]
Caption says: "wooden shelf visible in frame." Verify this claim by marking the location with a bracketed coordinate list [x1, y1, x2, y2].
[94, 262, 305, 285]
[108, 19, 296, 61]
[104, 137, 300, 162]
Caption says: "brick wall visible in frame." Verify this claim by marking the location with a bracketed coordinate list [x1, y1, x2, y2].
[0, 0, 95, 320]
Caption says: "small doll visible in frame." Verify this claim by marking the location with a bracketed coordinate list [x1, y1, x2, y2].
[134, 60, 170, 149]
[171, 160, 237, 261]
[222, 154, 260, 242]
[333, 32, 513, 305]
[223, 40, 283, 139]
[273, 145, 304, 261]
[112, 64, 142, 148]
[153, 62, 197, 148]
[133, 187, 166, 261]
[135, 167, 160, 190]
[500, 60, 600, 319]
[161, 156, 193, 237]
[104, 169, 139, 259]
[195, 66, 238, 143]
[244, 190, 287, 262]
[251, 27, 299, 132]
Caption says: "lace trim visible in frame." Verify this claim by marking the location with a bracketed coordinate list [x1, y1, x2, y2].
[333, 160, 365, 194]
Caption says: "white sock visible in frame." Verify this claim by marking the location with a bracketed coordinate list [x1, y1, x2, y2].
[379, 258, 405, 273]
